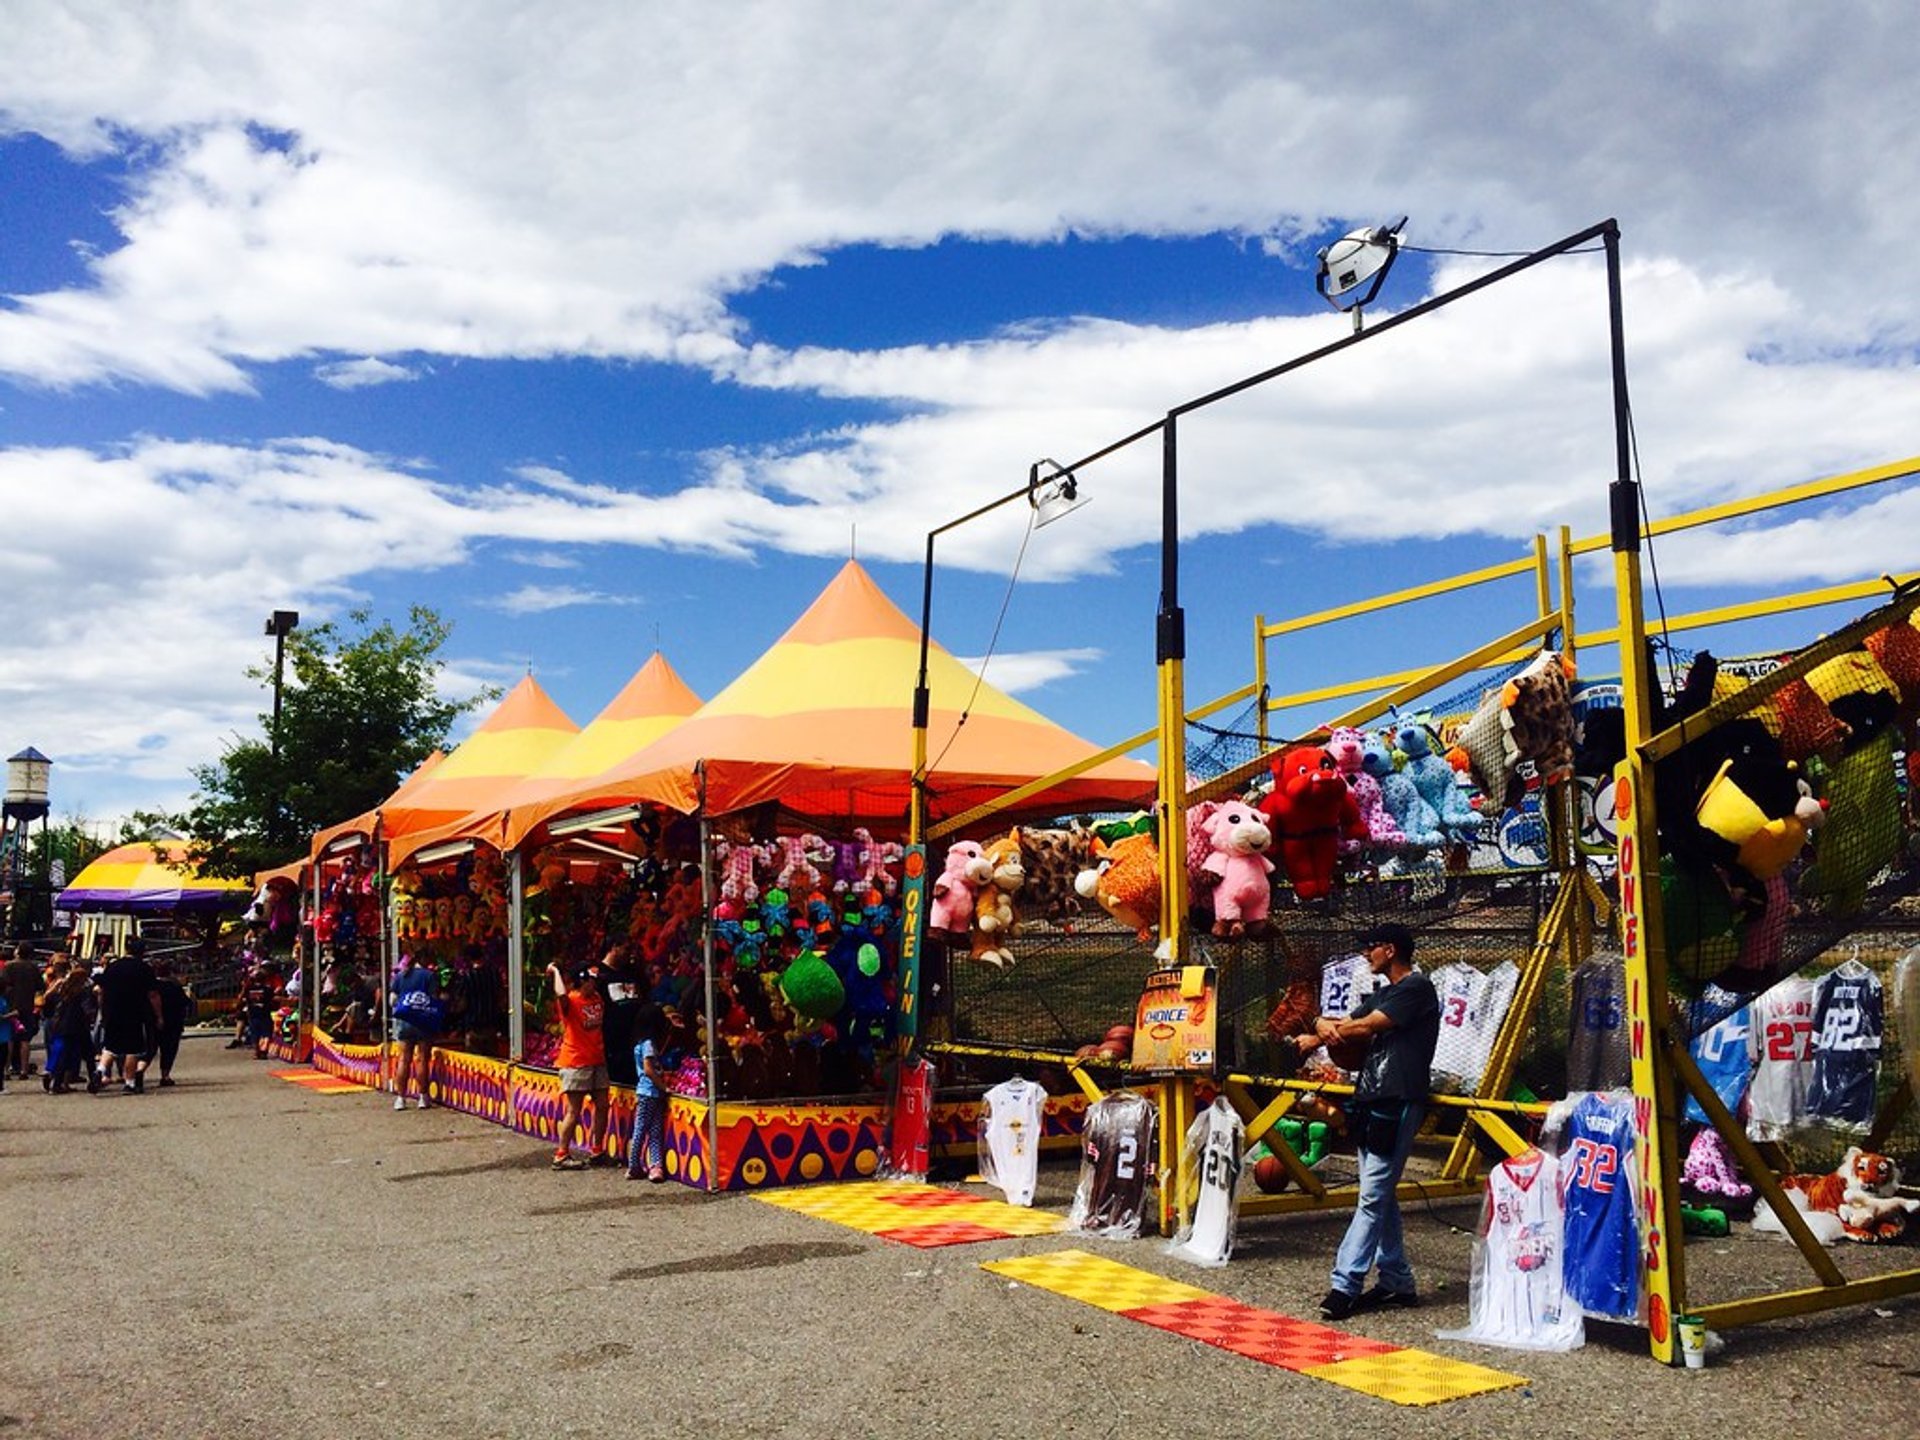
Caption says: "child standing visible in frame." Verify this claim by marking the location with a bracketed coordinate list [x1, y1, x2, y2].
[626, 1005, 670, 1182]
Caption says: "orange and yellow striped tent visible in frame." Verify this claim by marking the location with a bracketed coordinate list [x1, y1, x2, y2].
[308, 749, 446, 862]
[518, 560, 1156, 834]
[390, 651, 701, 864]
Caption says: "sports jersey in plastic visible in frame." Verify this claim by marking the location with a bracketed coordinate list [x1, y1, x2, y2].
[1558, 1091, 1639, 1320]
[882, 1057, 934, 1180]
[1168, 1097, 1242, 1267]
[1565, 953, 1631, 1093]
[1747, 976, 1816, 1142]
[1430, 960, 1520, 1095]
[1067, 1090, 1159, 1239]
[1437, 1148, 1584, 1352]
[978, 1076, 1045, 1207]
[1319, 951, 1385, 1019]
[1681, 1001, 1754, 1127]
[1806, 962, 1883, 1130]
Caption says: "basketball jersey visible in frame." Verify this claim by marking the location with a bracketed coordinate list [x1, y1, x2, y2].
[1558, 1091, 1639, 1320]
[1566, 954, 1631, 1093]
[1806, 964, 1883, 1130]
[1319, 952, 1384, 1019]
[884, 1057, 934, 1179]
[1747, 976, 1816, 1142]
[1169, 1097, 1242, 1267]
[1682, 1002, 1754, 1127]
[978, 1076, 1045, 1207]
[1068, 1090, 1159, 1239]
[1430, 960, 1521, 1095]
[1442, 1149, 1584, 1351]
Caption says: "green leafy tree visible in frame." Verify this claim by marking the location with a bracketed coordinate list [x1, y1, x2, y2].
[180, 607, 497, 877]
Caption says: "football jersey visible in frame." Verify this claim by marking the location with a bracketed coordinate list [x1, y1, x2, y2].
[1442, 1149, 1584, 1351]
[1747, 976, 1817, 1142]
[1566, 954, 1631, 1093]
[978, 1076, 1045, 1207]
[883, 1057, 934, 1180]
[1558, 1091, 1639, 1320]
[1682, 1002, 1754, 1127]
[1067, 1090, 1159, 1239]
[1806, 964, 1883, 1130]
[1319, 951, 1385, 1019]
[1169, 1097, 1243, 1267]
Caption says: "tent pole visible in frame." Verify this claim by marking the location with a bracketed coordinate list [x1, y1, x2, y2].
[699, 766, 719, 1194]
[376, 817, 391, 1096]
[507, 849, 524, 1063]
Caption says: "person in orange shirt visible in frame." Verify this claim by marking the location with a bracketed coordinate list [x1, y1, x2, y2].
[547, 961, 612, 1171]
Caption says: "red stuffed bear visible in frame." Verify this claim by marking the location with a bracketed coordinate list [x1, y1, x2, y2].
[1257, 745, 1365, 901]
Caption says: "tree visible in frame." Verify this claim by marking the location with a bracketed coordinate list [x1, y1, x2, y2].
[180, 607, 497, 877]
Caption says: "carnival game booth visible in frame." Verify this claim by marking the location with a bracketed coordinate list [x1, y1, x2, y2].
[394, 560, 1158, 1192]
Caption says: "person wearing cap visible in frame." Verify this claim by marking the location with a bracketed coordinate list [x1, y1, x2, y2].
[1296, 922, 1439, 1321]
[546, 961, 612, 1170]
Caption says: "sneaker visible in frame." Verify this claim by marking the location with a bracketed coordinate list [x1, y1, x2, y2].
[647, 1166, 666, 1184]
[133, 1074, 145, 1095]
[394, 1096, 407, 1111]
[123, 1081, 138, 1095]
[551, 1153, 587, 1171]
[585, 1153, 616, 1168]
[414, 1096, 430, 1110]
[1359, 1284, 1419, 1311]
[87, 1072, 102, 1094]
[1318, 1288, 1358, 1322]
[158, 1077, 176, 1088]
[42, 1073, 52, 1093]
[626, 1169, 645, 1181]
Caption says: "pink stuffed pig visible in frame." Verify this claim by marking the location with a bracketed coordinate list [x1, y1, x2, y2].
[929, 840, 983, 939]
[1201, 801, 1276, 938]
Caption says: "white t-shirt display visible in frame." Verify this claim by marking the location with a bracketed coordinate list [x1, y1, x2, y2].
[978, 1076, 1045, 1207]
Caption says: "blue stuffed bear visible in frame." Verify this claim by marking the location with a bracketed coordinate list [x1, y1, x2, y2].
[1397, 722, 1481, 841]
[1363, 732, 1443, 852]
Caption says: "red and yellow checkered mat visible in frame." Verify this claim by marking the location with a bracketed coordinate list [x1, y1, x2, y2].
[984, 1250, 1527, 1407]
[752, 1179, 1065, 1246]
[270, 1067, 364, 1095]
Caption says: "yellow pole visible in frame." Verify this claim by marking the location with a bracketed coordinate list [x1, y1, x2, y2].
[1253, 612, 1269, 749]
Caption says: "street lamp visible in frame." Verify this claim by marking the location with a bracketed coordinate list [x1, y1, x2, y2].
[1315, 217, 1406, 333]
[264, 610, 299, 850]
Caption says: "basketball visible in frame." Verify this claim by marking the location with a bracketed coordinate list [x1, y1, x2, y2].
[1325, 1035, 1369, 1072]
[1253, 1155, 1291, 1193]
[1104, 1023, 1135, 1048]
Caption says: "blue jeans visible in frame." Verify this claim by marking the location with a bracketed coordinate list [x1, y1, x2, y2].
[1330, 1100, 1425, 1298]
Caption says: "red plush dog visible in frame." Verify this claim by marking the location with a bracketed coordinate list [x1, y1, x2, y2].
[1258, 746, 1365, 901]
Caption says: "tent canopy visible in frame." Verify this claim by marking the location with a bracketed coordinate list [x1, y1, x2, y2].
[516, 559, 1156, 837]
[309, 748, 446, 862]
[56, 840, 251, 915]
[391, 652, 701, 865]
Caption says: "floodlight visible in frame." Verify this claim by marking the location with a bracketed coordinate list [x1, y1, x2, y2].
[547, 804, 642, 838]
[1028, 458, 1089, 528]
[1315, 217, 1407, 329]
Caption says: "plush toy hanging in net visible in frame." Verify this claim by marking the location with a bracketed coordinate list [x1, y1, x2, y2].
[1166, 1096, 1243, 1267]
[1066, 1090, 1159, 1240]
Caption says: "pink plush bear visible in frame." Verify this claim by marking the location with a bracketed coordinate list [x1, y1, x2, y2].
[713, 837, 761, 906]
[854, 826, 904, 896]
[1201, 801, 1276, 938]
[770, 833, 831, 893]
[929, 840, 983, 938]
[1326, 724, 1404, 851]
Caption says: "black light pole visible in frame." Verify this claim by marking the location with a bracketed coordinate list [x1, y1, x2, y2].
[264, 610, 299, 849]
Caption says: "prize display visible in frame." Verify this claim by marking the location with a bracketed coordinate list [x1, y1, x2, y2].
[1438, 1148, 1585, 1352]
[1746, 975, 1817, 1141]
[1556, 1091, 1640, 1321]
[1167, 1096, 1243, 1268]
[1429, 959, 1519, 1095]
[978, 1075, 1045, 1207]
[1066, 1090, 1159, 1239]
[1805, 957, 1883, 1130]
[1565, 950, 1631, 1093]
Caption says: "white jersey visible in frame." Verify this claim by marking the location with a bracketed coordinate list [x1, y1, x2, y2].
[1169, 1098, 1243, 1268]
[978, 1077, 1045, 1207]
[1320, 951, 1385, 1019]
[1747, 976, 1817, 1142]
[1441, 1149, 1584, 1352]
[1429, 961, 1520, 1095]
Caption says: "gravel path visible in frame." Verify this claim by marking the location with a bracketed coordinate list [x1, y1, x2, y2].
[3, 1038, 1916, 1438]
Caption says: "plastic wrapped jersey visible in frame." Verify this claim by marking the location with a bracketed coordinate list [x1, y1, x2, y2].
[1067, 1090, 1160, 1240]
[1429, 961, 1520, 1096]
[1553, 1091, 1641, 1322]
[977, 1075, 1045, 1207]
[1747, 976, 1817, 1142]
[1898, 947, 1920, 1093]
[1167, 1097, 1243, 1268]
[880, 1056, 934, 1181]
[1806, 958, 1884, 1131]
[1566, 951, 1632, 1094]
[1437, 1148, 1585, 1352]
[1682, 1001, 1754, 1127]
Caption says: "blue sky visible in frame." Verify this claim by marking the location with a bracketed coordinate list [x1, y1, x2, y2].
[3, 4, 1919, 828]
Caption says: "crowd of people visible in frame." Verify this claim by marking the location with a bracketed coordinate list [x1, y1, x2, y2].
[0, 937, 192, 1094]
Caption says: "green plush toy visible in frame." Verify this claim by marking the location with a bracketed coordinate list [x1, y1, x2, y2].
[779, 946, 845, 1020]
[1661, 856, 1741, 986]
[1801, 731, 1901, 916]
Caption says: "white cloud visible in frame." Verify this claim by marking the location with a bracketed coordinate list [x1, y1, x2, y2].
[482, 584, 645, 615]
[955, 647, 1105, 695]
[313, 356, 422, 390]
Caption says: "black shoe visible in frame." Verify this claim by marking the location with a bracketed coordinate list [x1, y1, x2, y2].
[87, 1072, 102, 1094]
[42, 1072, 52, 1093]
[158, 1077, 176, 1088]
[1318, 1288, 1358, 1321]
[585, 1153, 617, 1169]
[1359, 1284, 1419, 1311]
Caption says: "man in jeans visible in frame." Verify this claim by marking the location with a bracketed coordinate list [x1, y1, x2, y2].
[1298, 922, 1439, 1321]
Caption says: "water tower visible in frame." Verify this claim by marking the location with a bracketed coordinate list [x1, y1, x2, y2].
[2, 747, 52, 938]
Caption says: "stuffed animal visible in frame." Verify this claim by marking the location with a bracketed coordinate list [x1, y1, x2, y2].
[1363, 733, 1443, 852]
[1326, 725, 1402, 850]
[929, 841, 983, 939]
[1074, 831, 1161, 942]
[1183, 801, 1222, 890]
[779, 946, 844, 1021]
[1801, 649, 1904, 915]
[1752, 1146, 1920, 1244]
[1692, 749, 1826, 882]
[1397, 723, 1481, 840]
[1259, 746, 1365, 901]
[770, 834, 833, 894]
[854, 827, 904, 897]
[1680, 1127, 1753, 1211]
[710, 838, 761, 908]
[1502, 649, 1579, 791]
[1864, 619, 1920, 719]
[1021, 824, 1102, 920]
[829, 837, 865, 894]
[969, 829, 1025, 969]
[1200, 801, 1276, 937]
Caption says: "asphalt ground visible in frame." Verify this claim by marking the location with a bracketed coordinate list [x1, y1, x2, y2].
[3, 1038, 1917, 1439]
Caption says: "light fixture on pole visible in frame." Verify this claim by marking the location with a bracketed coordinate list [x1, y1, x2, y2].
[263, 609, 299, 853]
[1028, 458, 1088, 528]
[1315, 217, 1407, 332]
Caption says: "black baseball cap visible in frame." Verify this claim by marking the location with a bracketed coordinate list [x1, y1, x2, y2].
[1355, 922, 1414, 956]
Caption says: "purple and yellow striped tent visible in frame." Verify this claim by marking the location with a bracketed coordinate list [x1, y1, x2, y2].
[55, 840, 252, 915]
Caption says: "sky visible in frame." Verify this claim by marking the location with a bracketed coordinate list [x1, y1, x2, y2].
[4, 2, 1920, 830]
